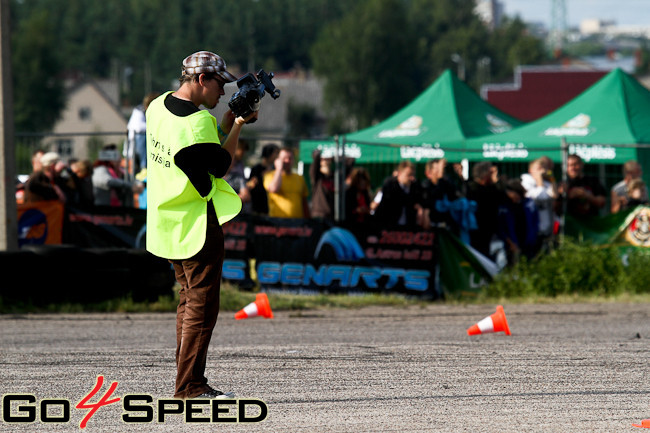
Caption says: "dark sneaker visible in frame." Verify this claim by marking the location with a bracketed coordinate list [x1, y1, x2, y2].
[195, 389, 235, 399]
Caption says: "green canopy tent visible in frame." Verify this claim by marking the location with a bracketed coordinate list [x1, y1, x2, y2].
[463, 68, 650, 164]
[299, 69, 525, 164]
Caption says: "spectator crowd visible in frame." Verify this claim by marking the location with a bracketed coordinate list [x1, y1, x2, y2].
[16, 138, 648, 267]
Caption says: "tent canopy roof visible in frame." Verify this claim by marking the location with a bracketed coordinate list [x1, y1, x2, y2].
[464, 68, 650, 163]
[300, 69, 524, 164]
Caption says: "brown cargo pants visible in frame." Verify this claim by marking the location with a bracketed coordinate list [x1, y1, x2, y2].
[169, 214, 224, 399]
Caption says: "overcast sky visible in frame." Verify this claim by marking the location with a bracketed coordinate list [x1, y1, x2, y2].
[499, 0, 649, 27]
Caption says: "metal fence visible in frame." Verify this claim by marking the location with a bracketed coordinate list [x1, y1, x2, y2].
[15, 131, 128, 175]
[15, 131, 634, 215]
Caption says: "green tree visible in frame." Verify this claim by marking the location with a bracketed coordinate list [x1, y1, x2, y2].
[408, 0, 486, 85]
[311, 0, 417, 131]
[487, 16, 547, 82]
[311, 0, 548, 132]
[12, 8, 65, 132]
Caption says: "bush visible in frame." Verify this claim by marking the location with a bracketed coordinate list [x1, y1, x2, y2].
[485, 240, 650, 299]
[621, 247, 650, 294]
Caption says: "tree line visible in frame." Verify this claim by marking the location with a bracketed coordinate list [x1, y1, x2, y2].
[10, 0, 546, 134]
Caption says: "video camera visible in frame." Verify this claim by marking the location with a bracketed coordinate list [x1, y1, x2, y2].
[228, 69, 281, 123]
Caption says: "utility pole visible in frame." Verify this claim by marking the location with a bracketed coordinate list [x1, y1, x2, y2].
[0, 0, 18, 251]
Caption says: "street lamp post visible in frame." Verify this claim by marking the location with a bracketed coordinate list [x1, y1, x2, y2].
[451, 54, 465, 81]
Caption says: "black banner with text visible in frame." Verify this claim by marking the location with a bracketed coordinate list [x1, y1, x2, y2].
[223, 216, 437, 298]
[19, 204, 438, 298]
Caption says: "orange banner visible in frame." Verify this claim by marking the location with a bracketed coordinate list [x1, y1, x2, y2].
[17, 201, 64, 246]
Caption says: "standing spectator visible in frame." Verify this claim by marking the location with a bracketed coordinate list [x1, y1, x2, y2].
[92, 144, 140, 207]
[560, 154, 606, 218]
[247, 143, 279, 215]
[521, 157, 556, 252]
[264, 147, 310, 218]
[447, 162, 467, 196]
[490, 163, 508, 191]
[126, 92, 160, 175]
[421, 158, 458, 230]
[310, 149, 335, 220]
[70, 159, 95, 207]
[498, 179, 539, 265]
[466, 161, 503, 258]
[53, 158, 80, 204]
[31, 148, 46, 173]
[622, 178, 649, 210]
[24, 151, 66, 203]
[611, 160, 646, 213]
[17, 149, 46, 203]
[345, 167, 372, 224]
[224, 139, 251, 213]
[373, 161, 423, 228]
[228, 138, 248, 179]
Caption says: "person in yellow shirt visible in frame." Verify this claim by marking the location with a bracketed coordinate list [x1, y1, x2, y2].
[263, 147, 310, 218]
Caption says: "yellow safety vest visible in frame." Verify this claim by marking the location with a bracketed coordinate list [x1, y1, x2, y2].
[145, 91, 241, 259]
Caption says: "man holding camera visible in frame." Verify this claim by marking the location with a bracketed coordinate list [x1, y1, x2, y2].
[146, 51, 257, 400]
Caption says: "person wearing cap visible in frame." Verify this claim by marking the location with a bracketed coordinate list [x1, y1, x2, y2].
[92, 144, 140, 207]
[24, 151, 67, 203]
[145, 50, 258, 400]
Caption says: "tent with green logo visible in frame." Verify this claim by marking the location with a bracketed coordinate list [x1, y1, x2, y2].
[299, 69, 525, 164]
[463, 68, 650, 164]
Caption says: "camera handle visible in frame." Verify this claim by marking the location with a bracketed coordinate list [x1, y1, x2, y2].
[257, 70, 281, 99]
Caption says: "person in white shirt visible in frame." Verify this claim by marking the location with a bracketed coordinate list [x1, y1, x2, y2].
[126, 92, 160, 175]
[520, 157, 556, 251]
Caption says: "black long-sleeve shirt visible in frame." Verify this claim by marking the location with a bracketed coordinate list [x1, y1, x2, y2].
[164, 94, 232, 198]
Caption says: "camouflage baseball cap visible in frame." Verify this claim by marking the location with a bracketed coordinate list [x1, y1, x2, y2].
[182, 51, 237, 82]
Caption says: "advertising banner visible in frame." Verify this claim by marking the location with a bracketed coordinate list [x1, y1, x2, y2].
[564, 205, 650, 247]
[17, 201, 64, 246]
[436, 229, 496, 299]
[64, 205, 147, 248]
[17, 206, 448, 298]
[224, 216, 438, 298]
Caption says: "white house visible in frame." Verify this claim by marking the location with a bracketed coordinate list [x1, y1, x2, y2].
[46, 79, 127, 161]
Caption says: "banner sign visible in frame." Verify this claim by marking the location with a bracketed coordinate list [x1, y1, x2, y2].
[18, 205, 445, 297]
[564, 205, 650, 247]
[223, 215, 438, 298]
[17, 201, 64, 246]
[65, 205, 147, 248]
[436, 229, 495, 299]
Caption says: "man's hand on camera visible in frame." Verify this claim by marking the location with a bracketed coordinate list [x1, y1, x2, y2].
[235, 111, 259, 126]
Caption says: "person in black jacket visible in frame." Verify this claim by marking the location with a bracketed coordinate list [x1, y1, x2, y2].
[465, 161, 504, 258]
[373, 161, 423, 228]
[421, 158, 459, 231]
[247, 143, 279, 215]
[345, 167, 372, 224]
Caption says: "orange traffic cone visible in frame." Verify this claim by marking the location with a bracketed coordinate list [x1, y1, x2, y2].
[633, 419, 650, 428]
[467, 305, 511, 336]
[235, 293, 274, 320]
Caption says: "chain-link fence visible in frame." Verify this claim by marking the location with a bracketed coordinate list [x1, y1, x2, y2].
[15, 131, 638, 216]
[15, 131, 128, 176]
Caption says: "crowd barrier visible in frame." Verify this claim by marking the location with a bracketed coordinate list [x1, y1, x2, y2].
[13, 202, 496, 303]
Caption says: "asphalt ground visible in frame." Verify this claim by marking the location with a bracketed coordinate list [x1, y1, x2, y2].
[1, 302, 649, 432]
